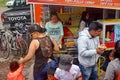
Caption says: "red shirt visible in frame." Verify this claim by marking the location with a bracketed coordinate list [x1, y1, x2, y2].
[7, 64, 25, 80]
[47, 75, 58, 80]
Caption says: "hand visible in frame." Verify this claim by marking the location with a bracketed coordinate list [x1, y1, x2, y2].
[96, 48, 105, 55]
[99, 44, 107, 50]
[59, 40, 62, 44]
[18, 57, 24, 64]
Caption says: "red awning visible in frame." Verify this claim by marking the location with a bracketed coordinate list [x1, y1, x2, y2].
[27, 0, 120, 9]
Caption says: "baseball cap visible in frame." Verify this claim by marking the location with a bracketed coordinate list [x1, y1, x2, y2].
[59, 54, 73, 70]
[29, 24, 46, 33]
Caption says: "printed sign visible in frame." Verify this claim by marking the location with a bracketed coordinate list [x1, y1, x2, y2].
[27, 0, 120, 9]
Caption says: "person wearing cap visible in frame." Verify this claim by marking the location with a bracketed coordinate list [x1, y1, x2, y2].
[54, 54, 82, 80]
[18, 24, 59, 80]
[77, 21, 105, 80]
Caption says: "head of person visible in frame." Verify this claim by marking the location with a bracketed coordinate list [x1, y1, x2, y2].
[29, 24, 46, 38]
[114, 40, 120, 60]
[47, 67, 56, 79]
[10, 61, 19, 72]
[109, 50, 114, 61]
[81, 11, 89, 22]
[50, 12, 58, 23]
[88, 21, 103, 37]
[59, 54, 73, 71]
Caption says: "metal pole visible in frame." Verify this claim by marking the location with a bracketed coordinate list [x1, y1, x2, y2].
[115, 10, 119, 19]
[30, 4, 34, 24]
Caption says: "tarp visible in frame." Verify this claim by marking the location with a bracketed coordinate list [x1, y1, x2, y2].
[27, 0, 120, 9]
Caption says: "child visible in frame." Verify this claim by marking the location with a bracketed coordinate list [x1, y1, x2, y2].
[54, 54, 82, 80]
[109, 50, 114, 61]
[7, 60, 25, 80]
[47, 67, 58, 80]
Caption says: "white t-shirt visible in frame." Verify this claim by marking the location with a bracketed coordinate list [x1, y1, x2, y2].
[54, 64, 81, 80]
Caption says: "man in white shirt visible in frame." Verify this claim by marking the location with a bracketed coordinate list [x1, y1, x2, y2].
[54, 54, 82, 80]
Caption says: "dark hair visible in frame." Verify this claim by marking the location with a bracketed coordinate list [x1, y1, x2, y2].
[114, 40, 120, 60]
[47, 67, 56, 75]
[29, 24, 46, 33]
[80, 11, 89, 22]
[50, 11, 58, 19]
[88, 21, 103, 31]
[78, 11, 91, 28]
[10, 61, 19, 72]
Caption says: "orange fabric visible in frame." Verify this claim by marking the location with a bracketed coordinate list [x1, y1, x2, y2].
[7, 64, 25, 80]
[34, 4, 44, 24]
[118, 72, 120, 80]
[47, 75, 58, 80]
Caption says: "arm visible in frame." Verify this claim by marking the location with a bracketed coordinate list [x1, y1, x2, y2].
[50, 37, 59, 51]
[19, 40, 39, 64]
[79, 21, 85, 31]
[77, 37, 97, 57]
[18, 64, 24, 72]
[77, 37, 104, 57]
[59, 35, 63, 44]
[59, 22, 64, 44]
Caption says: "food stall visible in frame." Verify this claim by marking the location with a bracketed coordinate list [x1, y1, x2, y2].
[27, 0, 120, 48]
[98, 19, 120, 50]
[26, 0, 120, 58]
[27, 0, 120, 77]
[97, 19, 120, 76]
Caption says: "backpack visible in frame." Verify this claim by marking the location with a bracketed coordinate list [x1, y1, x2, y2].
[38, 36, 53, 58]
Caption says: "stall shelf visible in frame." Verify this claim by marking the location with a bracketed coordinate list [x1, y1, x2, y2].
[97, 19, 120, 50]
[97, 19, 120, 77]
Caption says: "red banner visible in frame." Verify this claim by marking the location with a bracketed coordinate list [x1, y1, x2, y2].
[27, 0, 120, 9]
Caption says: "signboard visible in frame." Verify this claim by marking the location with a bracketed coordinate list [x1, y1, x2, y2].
[27, 0, 120, 9]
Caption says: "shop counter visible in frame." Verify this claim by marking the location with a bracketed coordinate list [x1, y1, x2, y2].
[106, 48, 114, 51]
[53, 50, 67, 54]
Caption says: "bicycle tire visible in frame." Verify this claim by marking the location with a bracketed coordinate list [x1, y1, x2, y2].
[18, 39, 28, 57]
[11, 38, 20, 56]
[0, 35, 10, 59]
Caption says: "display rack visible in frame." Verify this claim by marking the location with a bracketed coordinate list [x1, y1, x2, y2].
[97, 19, 120, 50]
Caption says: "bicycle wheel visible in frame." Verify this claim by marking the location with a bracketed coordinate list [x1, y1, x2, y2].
[0, 36, 10, 59]
[11, 38, 20, 56]
[18, 39, 28, 57]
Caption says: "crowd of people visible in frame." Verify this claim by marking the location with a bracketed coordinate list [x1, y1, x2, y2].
[6, 11, 120, 80]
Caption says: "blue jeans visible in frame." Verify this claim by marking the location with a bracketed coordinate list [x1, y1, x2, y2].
[79, 64, 98, 80]
[34, 60, 57, 80]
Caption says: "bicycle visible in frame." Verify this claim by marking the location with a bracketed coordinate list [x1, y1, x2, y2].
[0, 27, 28, 59]
[0, 29, 11, 59]
[9, 27, 28, 57]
